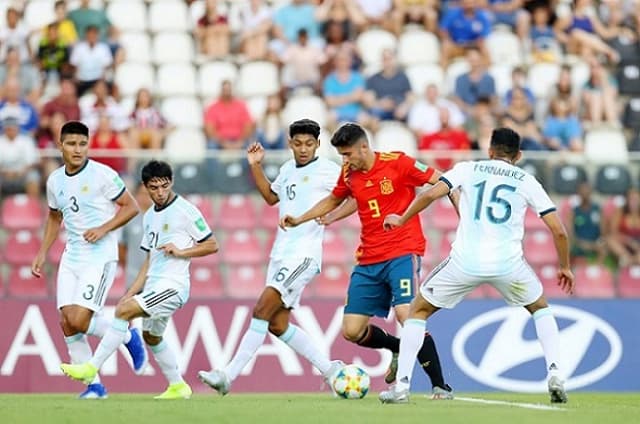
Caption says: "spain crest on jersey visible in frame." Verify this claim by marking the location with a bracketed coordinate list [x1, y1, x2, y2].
[380, 178, 394, 195]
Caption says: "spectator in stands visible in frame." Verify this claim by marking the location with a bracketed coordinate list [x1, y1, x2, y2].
[548, 64, 579, 115]
[37, 23, 72, 83]
[554, 0, 619, 63]
[486, 0, 530, 41]
[45, 0, 78, 46]
[316, 0, 366, 39]
[529, 3, 560, 63]
[354, 0, 393, 31]
[391, 0, 438, 35]
[89, 114, 128, 175]
[81, 80, 130, 134]
[322, 20, 360, 77]
[237, 0, 273, 61]
[0, 116, 40, 197]
[418, 107, 471, 170]
[408, 83, 465, 139]
[582, 59, 620, 126]
[68, 0, 112, 41]
[567, 181, 608, 264]
[39, 78, 80, 147]
[364, 49, 413, 121]
[281, 29, 327, 93]
[470, 112, 495, 151]
[323, 48, 371, 128]
[0, 47, 40, 105]
[453, 47, 496, 116]
[129, 88, 169, 150]
[502, 87, 543, 150]
[504, 66, 534, 107]
[439, 0, 492, 67]
[270, 0, 322, 60]
[204, 80, 255, 150]
[608, 187, 640, 266]
[196, 0, 231, 59]
[0, 6, 31, 63]
[0, 78, 38, 135]
[70, 25, 113, 96]
[256, 94, 286, 150]
[542, 98, 583, 151]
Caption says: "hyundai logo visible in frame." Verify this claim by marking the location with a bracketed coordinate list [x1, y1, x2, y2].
[452, 305, 622, 392]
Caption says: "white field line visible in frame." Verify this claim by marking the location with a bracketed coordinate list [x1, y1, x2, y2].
[454, 396, 567, 411]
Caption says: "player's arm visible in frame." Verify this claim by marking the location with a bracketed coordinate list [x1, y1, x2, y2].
[280, 193, 344, 229]
[83, 190, 139, 243]
[158, 234, 219, 259]
[247, 141, 279, 205]
[123, 253, 150, 298]
[428, 167, 461, 216]
[384, 181, 450, 230]
[31, 209, 63, 278]
[541, 211, 575, 294]
[318, 197, 357, 225]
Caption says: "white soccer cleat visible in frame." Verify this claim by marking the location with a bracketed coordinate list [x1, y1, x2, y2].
[198, 369, 231, 396]
[548, 376, 568, 403]
[379, 385, 410, 404]
[323, 360, 346, 396]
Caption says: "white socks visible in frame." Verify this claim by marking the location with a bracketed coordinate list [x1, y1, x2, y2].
[65, 334, 100, 384]
[89, 318, 129, 369]
[395, 319, 427, 392]
[224, 318, 268, 381]
[150, 341, 183, 385]
[533, 307, 562, 379]
[87, 314, 132, 343]
[279, 324, 331, 375]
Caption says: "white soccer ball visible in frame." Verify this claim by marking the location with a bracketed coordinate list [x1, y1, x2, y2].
[332, 364, 370, 399]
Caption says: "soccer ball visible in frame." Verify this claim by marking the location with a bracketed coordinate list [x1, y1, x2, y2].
[332, 365, 370, 399]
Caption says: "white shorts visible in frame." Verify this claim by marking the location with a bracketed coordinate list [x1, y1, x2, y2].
[266, 257, 319, 309]
[420, 257, 543, 309]
[133, 280, 185, 337]
[56, 259, 117, 311]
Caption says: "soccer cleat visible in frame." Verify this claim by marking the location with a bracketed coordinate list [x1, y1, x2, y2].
[548, 376, 568, 403]
[154, 382, 192, 400]
[78, 383, 108, 399]
[198, 369, 231, 396]
[125, 328, 148, 375]
[384, 352, 399, 384]
[431, 384, 454, 400]
[323, 360, 346, 396]
[61, 363, 98, 385]
[379, 385, 410, 404]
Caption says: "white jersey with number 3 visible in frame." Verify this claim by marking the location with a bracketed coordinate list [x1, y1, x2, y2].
[270, 157, 341, 267]
[440, 159, 556, 276]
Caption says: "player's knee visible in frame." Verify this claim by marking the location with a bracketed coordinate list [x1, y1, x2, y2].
[114, 299, 138, 321]
[143, 331, 162, 346]
[268, 320, 287, 337]
[342, 324, 366, 343]
[61, 311, 90, 334]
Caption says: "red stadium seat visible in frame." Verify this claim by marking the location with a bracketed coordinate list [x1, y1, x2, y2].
[108, 265, 127, 299]
[191, 265, 224, 298]
[47, 231, 67, 265]
[322, 229, 350, 265]
[618, 266, 640, 298]
[430, 198, 459, 232]
[217, 195, 257, 230]
[191, 249, 220, 266]
[221, 230, 264, 265]
[573, 264, 616, 298]
[1, 194, 44, 230]
[4, 231, 41, 266]
[333, 211, 360, 232]
[313, 265, 349, 299]
[225, 265, 265, 299]
[524, 230, 556, 266]
[537, 264, 571, 299]
[184, 194, 214, 226]
[258, 202, 280, 229]
[524, 208, 548, 231]
[437, 231, 456, 262]
[7, 266, 48, 298]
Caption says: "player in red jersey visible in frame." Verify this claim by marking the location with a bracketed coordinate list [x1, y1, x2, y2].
[281, 123, 454, 398]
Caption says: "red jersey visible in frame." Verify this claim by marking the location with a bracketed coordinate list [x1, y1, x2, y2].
[332, 152, 435, 265]
[418, 129, 470, 170]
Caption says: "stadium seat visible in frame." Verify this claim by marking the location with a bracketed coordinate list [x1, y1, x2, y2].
[152, 32, 195, 64]
[406, 64, 445, 95]
[246, 96, 268, 122]
[317, 128, 342, 162]
[107, 1, 147, 32]
[489, 64, 514, 98]
[258, 203, 280, 229]
[198, 61, 238, 99]
[373, 122, 417, 156]
[573, 264, 616, 298]
[24, 1, 55, 30]
[486, 30, 522, 66]
[115, 63, 155, 97]
[445, 60, 470, 96]
[173, 162, 212, 194]
[281, 95, 328, 128]
[4, 231, 41, 266]
[208, 158, 255, 194]
[225, 265, 266, 299]
[616, 61, 640, 95]
[217, 195, 258, 230]
[161, 97, 203, 128]
[7, 266, 48, 298]
[120, 32, 152, 63]
[630, 130, 640, 152]
[47, 231, 67, 265]
[437, 231, 456, 261]
[430, 198, 459, 232]
[524, 230, 556, 266]
[594, 164, 632, 195]
[149, 0, 190, 32]
[525, 208, 548, 231]
[183, 194, 215, 225]
[322, 229, 350, 266]
[623, 97, 640, 130]
[191, 265, 224, 298]
[397, 29, 439, 66]
[527, 63, 560, 99]
[618, 265, 640, 298]
[570, 59, 591, 92]
[356, 29, 397, 68]
[221, 230, 264, 265]
[550, 163, 588, 195]
[164, 128, 206, 163]
[584, 128, 628, 164]
[238, 61, 279, 97]
[518, 159, 547, 187]
[108, 265, 127, 299]
[313, 265, 349, 299]
[532, 265, 568, 298]
[1, 194, 44, 230]
[157, 63, 197, 96]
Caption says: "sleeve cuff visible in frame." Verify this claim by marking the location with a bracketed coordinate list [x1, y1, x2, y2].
[539, 207, 557, 217]
[439, 176, 453, 189]
[140, 246, 150, 252]
[49, 206, 59, 212]
[197, 232, 213, 243]
[110, 186, 126, 201]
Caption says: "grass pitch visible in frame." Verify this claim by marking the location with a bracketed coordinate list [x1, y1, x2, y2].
[1, 393, 638, 424]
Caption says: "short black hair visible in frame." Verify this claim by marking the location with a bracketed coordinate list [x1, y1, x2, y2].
[490, 127, 521, 158]
[330, 122, 367, 147]
[141, 160, 173, 185]
[289, 118, 320, 139]
[60, 120, 89, 140]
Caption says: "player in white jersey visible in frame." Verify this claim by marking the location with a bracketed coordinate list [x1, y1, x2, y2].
[379, 127, 575, 404]
[31, 121, 147, 399]
[61, 160, 219, 399]
[199, 119, 346, 395]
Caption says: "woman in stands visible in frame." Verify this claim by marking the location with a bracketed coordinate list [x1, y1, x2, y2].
[129, 88, 169, 150]
[608, 187, 640, 266]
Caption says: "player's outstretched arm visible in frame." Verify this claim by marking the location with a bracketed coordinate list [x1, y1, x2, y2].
[31, 209, 63, 278]
[541, 211, 575, 294]
[384, 181, 450, 230]
[280, 194, 344, 230]
[83, 191, 139, 243]
[247, 141, 279, 205]
[317, 197, 357, 226]
[123, 254, 150, 299]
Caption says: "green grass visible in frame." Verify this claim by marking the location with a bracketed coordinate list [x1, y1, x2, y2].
[1, 393, 639, 424]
